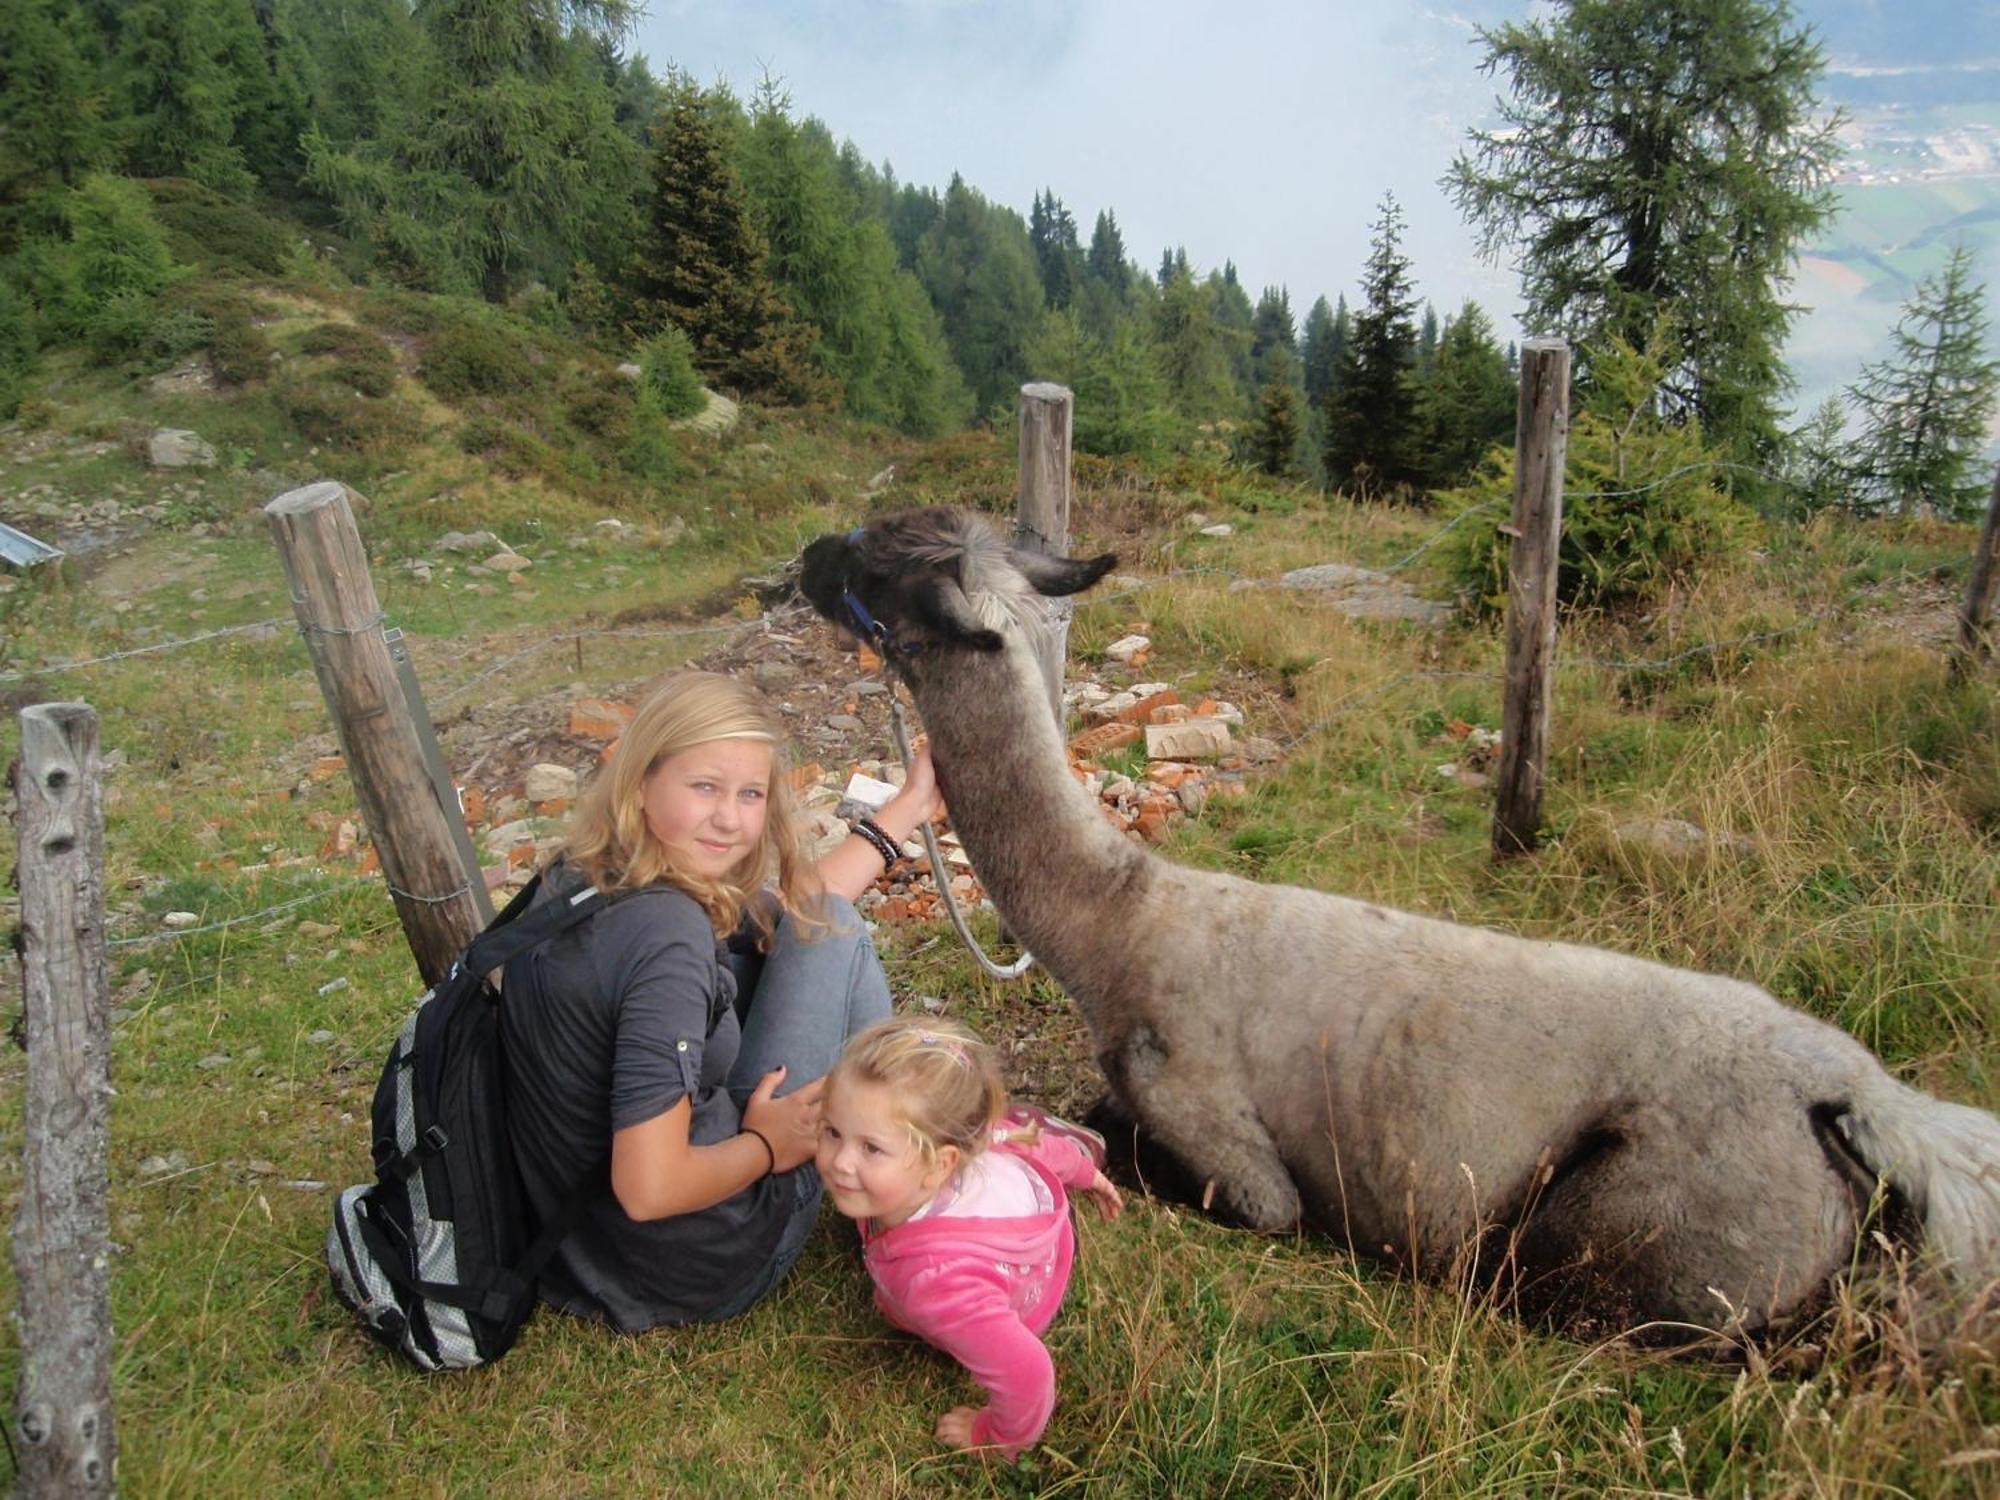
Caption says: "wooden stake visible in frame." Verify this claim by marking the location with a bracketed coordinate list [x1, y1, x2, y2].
[1014, 382, 1075, 735]
[1952, 462, 2000, 682]
[13, 703, 116, 1496]
[266, 482, 485, 983]
[1493, 339, 1571, 859]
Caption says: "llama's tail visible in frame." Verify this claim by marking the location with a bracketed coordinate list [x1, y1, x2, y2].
[1836, 1072, 2000, 1298]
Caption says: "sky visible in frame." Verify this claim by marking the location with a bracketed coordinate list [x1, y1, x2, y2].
[633, 0, 1526, 333]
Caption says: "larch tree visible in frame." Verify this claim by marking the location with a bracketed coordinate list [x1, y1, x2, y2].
[1445, 0, 1842, 463]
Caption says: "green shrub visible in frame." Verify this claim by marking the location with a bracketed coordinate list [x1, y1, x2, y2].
[1434, 331, 1759, 615]
[141, 178, 292, 278]
[156, 284, 270, 385]
[420, 317, 531, 400]
[10, 175, 182, 342]
[299, 322, 397, 398]
[275, 376, 421, 453]
[638, 325, 707, 421]
[564, 372, 636, 442]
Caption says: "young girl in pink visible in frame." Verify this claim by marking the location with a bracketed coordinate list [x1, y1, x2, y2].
[817, 1016, 1123, 1457]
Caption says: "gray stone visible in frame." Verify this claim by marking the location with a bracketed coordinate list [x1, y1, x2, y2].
[436, 529, 501, 554]
[523, 763, 579, 803]
[147, 429, 217, 468]
[1145, 719, 1233, 761]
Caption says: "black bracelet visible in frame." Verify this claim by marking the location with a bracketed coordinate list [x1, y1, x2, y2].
[852, 816, 904, 869]
[743, 1127, 776, 1177]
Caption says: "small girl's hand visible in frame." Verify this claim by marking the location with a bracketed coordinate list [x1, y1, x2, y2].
[1083, 1169, 1124, 1221]
[935, 1405, 982, 1450]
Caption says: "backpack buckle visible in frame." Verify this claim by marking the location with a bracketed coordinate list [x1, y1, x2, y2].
[424, 1124, 450, 1153]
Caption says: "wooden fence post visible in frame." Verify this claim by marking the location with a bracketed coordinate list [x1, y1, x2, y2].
[1952, 461, 2000, 682]
[13, 703, 116, 1496]
[1492, 339, 1571, 859]
[267, 482, 485, 984]
[1014, 382, 1074, 735]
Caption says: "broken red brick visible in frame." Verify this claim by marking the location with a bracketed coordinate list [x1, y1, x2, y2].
[569, 698, 638, 741]
[1067, 722, 1141, 759]
[309, 754, 345, 783]
[1113, 688, 1180, 725]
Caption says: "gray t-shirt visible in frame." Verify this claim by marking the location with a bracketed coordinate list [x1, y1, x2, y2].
[501, 866, 796, 1331]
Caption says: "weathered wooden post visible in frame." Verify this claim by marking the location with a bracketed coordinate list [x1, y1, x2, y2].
[1014, 382, 1074, 735]
[13, 703, 116, 1496]
[1952, 461, 2000, 682]
[267, 482, 485, 983]
[1492, 339, 1571, 859]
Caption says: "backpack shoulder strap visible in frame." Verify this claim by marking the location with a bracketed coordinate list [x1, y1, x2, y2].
[457, 873, 647, 980]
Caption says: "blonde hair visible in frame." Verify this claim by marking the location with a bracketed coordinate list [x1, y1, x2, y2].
[827, 1016, 1010, 1166]
[559, 670, 821, 945]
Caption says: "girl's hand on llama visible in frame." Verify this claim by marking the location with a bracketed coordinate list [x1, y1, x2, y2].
[1083, 1169, 1124, 1221]
[935, 1405, 983, 1450]
[741, 1068, 824, 1172]
[877, 740, 942, 839]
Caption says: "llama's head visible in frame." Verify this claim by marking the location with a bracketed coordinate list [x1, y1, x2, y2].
[800, 506, 1117, 659]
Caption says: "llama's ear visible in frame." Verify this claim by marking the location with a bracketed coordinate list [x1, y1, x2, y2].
[1009, 548, 1118, 598]
[910, 574, 1004, 651]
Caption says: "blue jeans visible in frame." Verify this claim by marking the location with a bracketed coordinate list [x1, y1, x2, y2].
[711, 895, 891, 1315]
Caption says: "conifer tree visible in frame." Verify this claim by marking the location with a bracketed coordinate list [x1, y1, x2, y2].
[1028, 188, 1080, 309]
[1416, 303, 1440, 377]
[1845, 245, 2000, 519]
[629, 83, 816, 401]
[1210, 262, 1257, 400]
[1251, 347, 1304, 477]
[305, 0, 639, 299]
[1300, 294, 1344, 410]
[1250, 285, 1296, 389]
[914, 174, 1043, 411]
[1414, 301, 1516, 489]
[109, 0, 260, 195]
[1086, 210, 1129, 296]
[1154, 269, 1237, 421]
[0, 0, 111, 217]
[1323, 194, 1422, 497]
[1446, 0, 1841, 461]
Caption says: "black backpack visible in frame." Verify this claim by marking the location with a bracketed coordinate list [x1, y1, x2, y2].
[326, 872, 630, 1371]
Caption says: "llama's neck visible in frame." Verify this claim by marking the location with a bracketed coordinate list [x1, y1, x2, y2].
[909, 634, 1150, 990]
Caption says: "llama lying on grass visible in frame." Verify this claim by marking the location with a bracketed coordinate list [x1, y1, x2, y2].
[800, 505, 2000, 1348]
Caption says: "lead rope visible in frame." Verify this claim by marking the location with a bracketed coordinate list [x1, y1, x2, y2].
[886, 694, 1036, 981]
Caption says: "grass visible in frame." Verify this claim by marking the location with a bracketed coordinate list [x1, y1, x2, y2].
[3, 307, 2000, 1494]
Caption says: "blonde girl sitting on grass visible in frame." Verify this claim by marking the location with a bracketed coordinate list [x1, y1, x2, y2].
[817, 1016, 1123, 1457]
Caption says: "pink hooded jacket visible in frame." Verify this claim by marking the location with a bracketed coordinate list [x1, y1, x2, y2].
[857, 1130, 1102, 1456]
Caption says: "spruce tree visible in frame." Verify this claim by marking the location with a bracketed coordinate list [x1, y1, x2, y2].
[109, 0, 259, 195]
[1446, 0, 1841, 462]
[1086, 210, 1128, 296]
[630, 83, 816, 401]
[1323, 194, 1422, 497]
[1300, 294, 1343, 410]
[913, 174, 1044, 411]
[1414, 301, 1516, 489]
[1028, 188, 1080, 309]
[1251, 348, 1304, 477]
[0, 0, 110, 216]
[1845, 245, 2000, 519]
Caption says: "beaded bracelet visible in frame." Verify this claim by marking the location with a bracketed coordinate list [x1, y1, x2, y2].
[851, 816, 904, 869]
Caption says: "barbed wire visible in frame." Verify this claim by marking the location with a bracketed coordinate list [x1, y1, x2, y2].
[429, 614, 797, 711]
[106, 878, 368, 948]
[0, 616, 292, 684]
